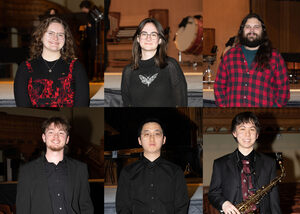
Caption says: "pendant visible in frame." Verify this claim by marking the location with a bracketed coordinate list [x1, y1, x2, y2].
[49, 69, 52, 72]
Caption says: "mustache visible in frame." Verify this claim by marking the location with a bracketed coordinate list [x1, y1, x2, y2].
[246, 32, 258, 37]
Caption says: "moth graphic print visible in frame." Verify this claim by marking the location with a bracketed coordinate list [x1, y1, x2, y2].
[139, 73, 158, 87]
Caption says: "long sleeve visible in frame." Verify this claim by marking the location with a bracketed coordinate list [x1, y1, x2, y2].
[121, 65, 132, 107]
[73, 61, 90, 106]
[273, 52, 290, 107]
[79, 164, 94, 214]
[214, 57, 228, 107]
[16, 166, 31, 214]
[208, 160, 227, 211]
[116, 169, 131, 214]
[14, 61, 32, 107]
[168, 58, 188, 107]
[174, 169, 189, 214]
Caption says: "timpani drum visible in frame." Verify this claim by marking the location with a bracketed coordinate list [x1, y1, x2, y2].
[175, 16, 203, 55]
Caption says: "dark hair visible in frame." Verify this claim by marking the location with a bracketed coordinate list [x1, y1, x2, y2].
[29, 17, 76, 61]
[231, 112, 260, 134]
[80, 0, 93, 9]
[132, 18, 168, 70]
[137, 118, 165, 137]
[42, 117, 71, 136]
[238, 13, 272, 69]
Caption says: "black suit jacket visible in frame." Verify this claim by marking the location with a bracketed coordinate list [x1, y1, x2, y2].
[208, 150, 281, 214]
[16, 156, 94, 214]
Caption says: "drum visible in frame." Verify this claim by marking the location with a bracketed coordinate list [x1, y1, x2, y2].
[175, 16, 203, 55]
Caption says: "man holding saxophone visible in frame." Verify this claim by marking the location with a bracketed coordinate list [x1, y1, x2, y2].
[208, 112, 282, 214]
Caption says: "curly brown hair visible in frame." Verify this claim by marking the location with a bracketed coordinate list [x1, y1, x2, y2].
[29, 16, 76, 61]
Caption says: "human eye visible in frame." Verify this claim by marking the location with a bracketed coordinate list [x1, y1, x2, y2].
[151, 32, 158, 39]
[244, 25, 251, 30]
[140, 32, 147, 37]
[47, 31, 54, 36]
[155, 132, 162, 137]
[254, 25, 261, 30]
[58, 33, 65, 39]
[143, 133, 150, 137]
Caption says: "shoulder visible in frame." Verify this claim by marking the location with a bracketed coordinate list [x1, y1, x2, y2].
[161, 158, 182, 170]
[65, 156, 87, 168]
[121, 159, 143, 174]
[256, 152, 276, 165]
[19, 157, 43, 172]
[270, 48, 284, 59]
[166, 57, 180, 68]
[223, 45, 242, 58]
[122, 64, 133, 73]
[214, 152, 234, 165]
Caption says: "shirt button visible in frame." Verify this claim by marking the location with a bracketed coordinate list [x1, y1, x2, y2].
[151, 196, 154, 200]
[57, 193, 60, 197]
[150, 183, 154, 187]
[59, 207, 62, 210]
[244, 96, 246, 99]
[245, 83, 248, 86]
[247, 72, 249, 75]
[244, 193, 248, 196]
[151, 210, 155, 213]
[243, 179, 246, 183]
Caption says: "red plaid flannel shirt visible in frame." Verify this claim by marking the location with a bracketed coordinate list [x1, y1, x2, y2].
[214, 45, 290, 107]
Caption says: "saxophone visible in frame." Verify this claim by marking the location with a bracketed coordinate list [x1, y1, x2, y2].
[235, 155, 286, 214]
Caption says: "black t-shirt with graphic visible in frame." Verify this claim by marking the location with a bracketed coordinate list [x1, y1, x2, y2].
[121, 56, 187, 107]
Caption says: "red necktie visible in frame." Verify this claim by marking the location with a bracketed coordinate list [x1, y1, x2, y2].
[241, 160, 257, 212]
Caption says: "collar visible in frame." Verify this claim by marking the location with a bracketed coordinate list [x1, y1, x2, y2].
[142, 155, 161, 168]
[43, 155, 66, 165]
[139, 56, 156, 68]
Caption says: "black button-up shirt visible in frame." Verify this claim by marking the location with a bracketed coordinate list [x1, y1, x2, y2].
[116, 156, 189, 214]
[44, 156, 68, 214]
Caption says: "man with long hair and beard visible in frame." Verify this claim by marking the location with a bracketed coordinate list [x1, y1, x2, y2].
[214, 13, 290, 107]
[16, 117, 94, 214]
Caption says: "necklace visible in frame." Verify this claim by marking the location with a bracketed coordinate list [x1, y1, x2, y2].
[43, 57, 60, 72]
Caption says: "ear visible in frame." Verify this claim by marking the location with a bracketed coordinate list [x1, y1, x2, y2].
[138, 137, 142, 146]
[163, 136, 166, 145]
[137, 37, 140, 43]
[42, 133, 46, 143]
[232, 131, 237, 138]
[66, 136, 70, 145]
[158, 38, 162, 44]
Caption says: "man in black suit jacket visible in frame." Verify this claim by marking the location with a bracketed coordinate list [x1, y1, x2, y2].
[208, 112, 281, 214]
[16, 117, 94, 214]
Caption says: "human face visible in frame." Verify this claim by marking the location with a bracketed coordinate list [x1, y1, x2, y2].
[41, 22, 65, 53]
[233, 122, 258, 151]
[137, 23, 161, 53]
[42, 123, 69, 152]
[241, 17, 263, 48]
[138, 122, 166, 155]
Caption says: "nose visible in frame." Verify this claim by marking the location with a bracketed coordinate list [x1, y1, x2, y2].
[245, 129, 251, 136]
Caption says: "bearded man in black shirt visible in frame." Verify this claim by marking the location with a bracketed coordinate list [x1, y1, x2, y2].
[116, 119, 189, 214]
[16, 117, 94, 214]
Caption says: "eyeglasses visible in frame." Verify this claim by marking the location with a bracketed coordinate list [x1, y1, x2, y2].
[141, 131, 163, 138]
[244, 25, 262, 31]
[46, 31, 65, 40]
[139, 31, 159, 40]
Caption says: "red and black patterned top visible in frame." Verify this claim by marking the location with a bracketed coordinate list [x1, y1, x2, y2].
[14, 56, 90, 107]
[214, 45, 290, 107]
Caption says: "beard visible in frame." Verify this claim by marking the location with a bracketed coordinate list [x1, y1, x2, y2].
[47, 143, 65, 152]
[240, 32, 264, 48]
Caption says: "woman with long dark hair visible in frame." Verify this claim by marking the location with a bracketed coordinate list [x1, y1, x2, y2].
[121, 18, 187, 107]
[14, 17, 90, 107]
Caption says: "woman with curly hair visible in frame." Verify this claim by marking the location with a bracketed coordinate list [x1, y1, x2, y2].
[14, 17, 90, 107]
[121, 18, 187, 107]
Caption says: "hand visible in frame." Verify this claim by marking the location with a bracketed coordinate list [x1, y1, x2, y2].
[222, 201, 240, 214]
